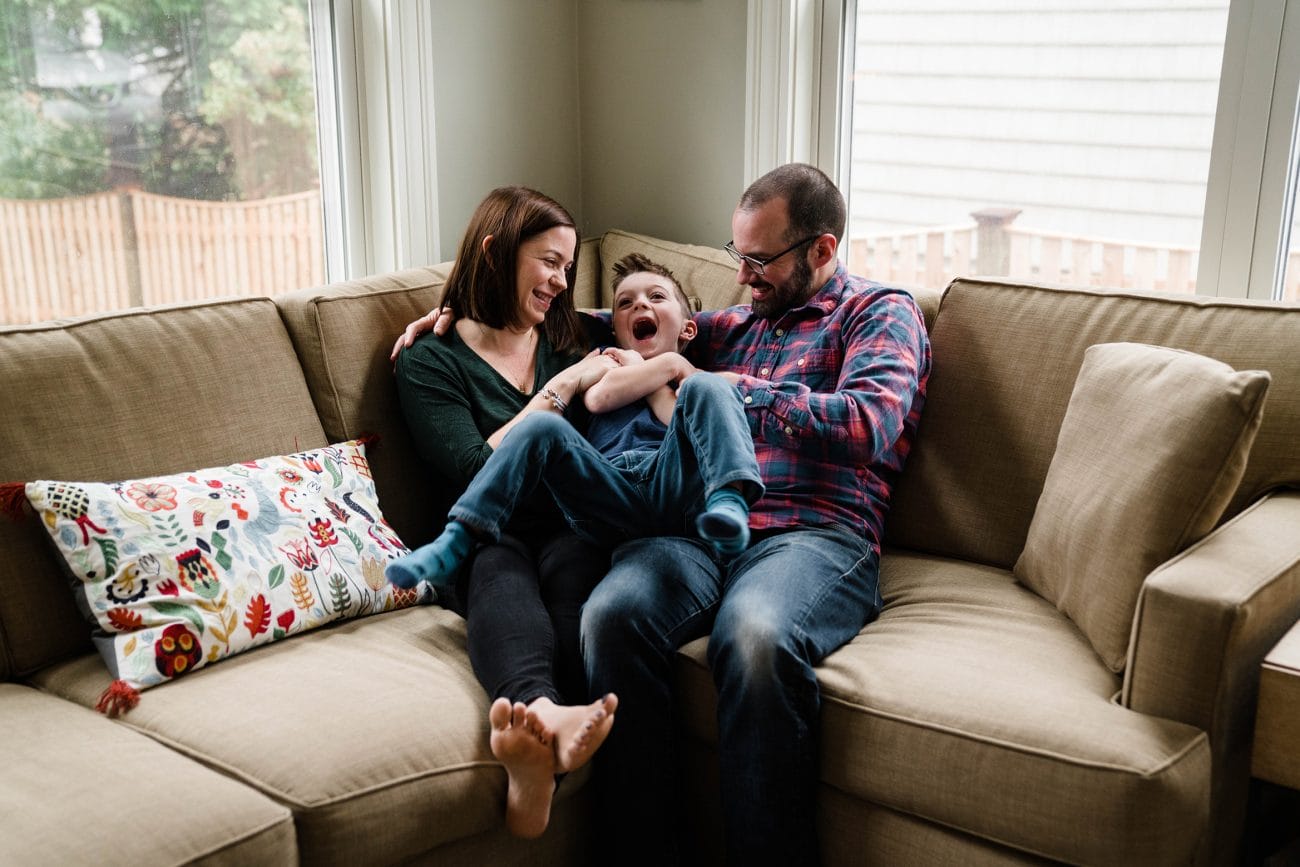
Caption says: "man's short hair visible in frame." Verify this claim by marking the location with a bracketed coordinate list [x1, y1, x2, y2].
[739, 163, 846, 244]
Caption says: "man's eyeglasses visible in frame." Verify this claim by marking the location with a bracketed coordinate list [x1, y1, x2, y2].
[723, 235, 820, 277]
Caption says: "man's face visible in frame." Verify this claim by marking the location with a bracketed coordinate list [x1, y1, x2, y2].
[730, 198, 816, 319]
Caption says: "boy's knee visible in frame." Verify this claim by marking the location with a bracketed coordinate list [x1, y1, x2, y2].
[678, 371, 731, 405]
[513, 410, 575, 443]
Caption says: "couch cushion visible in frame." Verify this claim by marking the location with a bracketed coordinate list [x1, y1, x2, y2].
[598, 230, 746, 312]
[0, 299, 327, 680]
[1014, 343, 1269, 672]
[25, 439, 420, 698]
[886, 279, 1300, 568]
[0, 682, 295, 865]
[276, 268, 453, 550]
[27, 606, 588, 865]
[673, 551, 1210, 865]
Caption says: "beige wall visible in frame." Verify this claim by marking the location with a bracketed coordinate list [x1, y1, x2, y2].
[575, 0, 748, 246]
[427, 0, 748, 253]
[427, 0, 583, 256]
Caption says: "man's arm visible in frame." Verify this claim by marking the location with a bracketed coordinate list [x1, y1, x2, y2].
[713, 292, 930, 465]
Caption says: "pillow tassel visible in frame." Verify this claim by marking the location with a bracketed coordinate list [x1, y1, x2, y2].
[0, 481, 28, 521]
[95, 680, 141, 717]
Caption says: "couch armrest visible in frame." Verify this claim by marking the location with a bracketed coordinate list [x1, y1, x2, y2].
[1123, 490, 1300, 865]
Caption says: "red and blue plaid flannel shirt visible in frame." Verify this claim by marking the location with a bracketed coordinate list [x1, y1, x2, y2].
[689, 264, 931, 546]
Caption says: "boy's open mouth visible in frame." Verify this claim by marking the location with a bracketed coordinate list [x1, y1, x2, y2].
[631, 317, 657, 340]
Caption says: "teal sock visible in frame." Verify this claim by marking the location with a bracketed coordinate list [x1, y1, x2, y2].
[695, 488, 751, 557]
[386, 521, 472, 588]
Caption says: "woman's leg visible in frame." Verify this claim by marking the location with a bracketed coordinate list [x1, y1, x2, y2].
[463, 533, 616, 836]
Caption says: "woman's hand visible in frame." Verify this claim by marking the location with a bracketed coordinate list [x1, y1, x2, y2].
[562, 351, 621, 394]
[389, 307, 459, 362]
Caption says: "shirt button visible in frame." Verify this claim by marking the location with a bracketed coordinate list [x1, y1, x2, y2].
[760, 367, 769, 376]
[797, 358, 805, 366]
[784, 426, 793, 434]
[775, 329, 784, 337]
[744, 396, 753, 405]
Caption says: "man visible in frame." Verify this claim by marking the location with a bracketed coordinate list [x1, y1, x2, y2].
[579, 163, 931, 865]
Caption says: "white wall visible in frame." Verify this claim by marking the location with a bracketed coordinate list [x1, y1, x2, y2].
[425, 0, 749, 251]
[576, 0, 749, 245]
[427, 0, 584, 256]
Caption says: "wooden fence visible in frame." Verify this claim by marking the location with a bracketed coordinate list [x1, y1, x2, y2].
[848, 208, 1300, 301]
[1, 189, 324, 325]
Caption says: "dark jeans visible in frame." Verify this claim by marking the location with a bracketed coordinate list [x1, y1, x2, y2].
[460, 530, 608, 705]
[580, 527, 880, 866]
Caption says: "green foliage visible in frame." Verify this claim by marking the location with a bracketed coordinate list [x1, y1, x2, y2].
[0, 0, 316, 201]
[0, 93, 109, 197]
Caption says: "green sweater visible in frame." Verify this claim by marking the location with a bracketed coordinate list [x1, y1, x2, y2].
[394, 325, 588, 535]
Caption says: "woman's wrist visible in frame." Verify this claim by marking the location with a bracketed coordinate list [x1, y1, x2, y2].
[537, 386, 568, 413]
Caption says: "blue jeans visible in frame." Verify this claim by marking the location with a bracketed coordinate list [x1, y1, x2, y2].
[450, 373, 763, 546]
[580, 527, 881, 866]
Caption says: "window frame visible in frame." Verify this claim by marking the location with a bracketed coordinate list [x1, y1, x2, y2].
[310, 0, 440, 283]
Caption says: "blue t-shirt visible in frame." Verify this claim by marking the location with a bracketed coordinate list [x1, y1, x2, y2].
[585, 399, 667, 458]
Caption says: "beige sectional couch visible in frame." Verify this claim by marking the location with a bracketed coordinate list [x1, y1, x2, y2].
[1, 229, 1298, 865]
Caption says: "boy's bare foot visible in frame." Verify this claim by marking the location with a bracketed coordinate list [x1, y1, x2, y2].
[525, 693, 619, 774]
[488, 697, 556, 839]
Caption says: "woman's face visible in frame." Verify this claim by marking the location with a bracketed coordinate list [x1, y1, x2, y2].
[514, 226, 576, 329]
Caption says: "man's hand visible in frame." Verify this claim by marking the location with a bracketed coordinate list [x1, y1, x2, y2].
[389, 306, 458, 363]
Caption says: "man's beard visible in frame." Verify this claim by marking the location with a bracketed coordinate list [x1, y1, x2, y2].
[751, 255, 814, 319]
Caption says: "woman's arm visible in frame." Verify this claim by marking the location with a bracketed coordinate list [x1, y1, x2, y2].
[486, 351, 616, 449]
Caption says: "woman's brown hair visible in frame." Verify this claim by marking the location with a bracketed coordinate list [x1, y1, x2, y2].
[440, 186, 586, 354]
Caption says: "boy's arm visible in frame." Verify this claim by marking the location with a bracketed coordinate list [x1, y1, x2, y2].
[584, 351, 697, 415]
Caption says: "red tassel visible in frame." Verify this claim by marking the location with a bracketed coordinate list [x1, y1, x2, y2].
[355, 433, 381, 451]
[0, 481, 28, 521]
[95, 679, 141, 717]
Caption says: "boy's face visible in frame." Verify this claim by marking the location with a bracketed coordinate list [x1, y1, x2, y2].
[611, 271, 696, 359]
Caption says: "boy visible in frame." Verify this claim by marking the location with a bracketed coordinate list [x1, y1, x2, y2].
[387, 253, 763, 589]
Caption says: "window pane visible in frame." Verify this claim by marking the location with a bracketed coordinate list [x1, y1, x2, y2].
[1284, 140, 1300, 301]
[0, 1, 324, 325]
[847, 1, 1230, 294]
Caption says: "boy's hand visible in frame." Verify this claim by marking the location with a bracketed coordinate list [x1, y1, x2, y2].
[600, 347, 643, 366]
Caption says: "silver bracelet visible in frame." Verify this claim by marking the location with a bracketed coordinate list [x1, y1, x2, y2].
[540, 387, 568, 413]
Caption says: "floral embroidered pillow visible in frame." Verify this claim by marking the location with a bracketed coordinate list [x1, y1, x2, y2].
[25, 439, 420, 704]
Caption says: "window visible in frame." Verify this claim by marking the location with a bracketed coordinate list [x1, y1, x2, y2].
[846, 1, 1232, 296]
[0, 1, 325, 325]
[0, 0, 439, 327]
[749, 0, 1300, 302]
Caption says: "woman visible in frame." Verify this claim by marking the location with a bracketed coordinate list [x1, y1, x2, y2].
[393, 186, 618, 839]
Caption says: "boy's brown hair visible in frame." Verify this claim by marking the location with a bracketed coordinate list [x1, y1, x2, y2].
[610, 253, 694, 317]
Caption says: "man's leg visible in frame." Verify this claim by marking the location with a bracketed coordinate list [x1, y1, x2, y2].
[580, 536, 722, 866]
[709, 527, 881, 866]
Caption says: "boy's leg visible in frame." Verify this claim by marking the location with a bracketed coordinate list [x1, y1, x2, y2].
[646, 373, 764, 551]
[388, 412, 633, 587]
[454, 413, 652, 546]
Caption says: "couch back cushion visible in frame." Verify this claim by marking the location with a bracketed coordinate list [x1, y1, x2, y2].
[0, 299, 326, 680]
[886, 279, 1300, 568]
[275, 267, 453, 551]
[598, 230, 747, 311]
